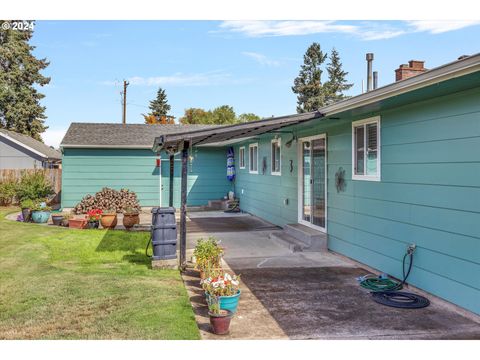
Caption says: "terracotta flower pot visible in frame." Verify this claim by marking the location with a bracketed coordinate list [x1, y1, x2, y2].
[69, 218, 87, 229]
[122, 213, 139, 230]
[101, 214, 117, 229]
[209, 309, 233, 335]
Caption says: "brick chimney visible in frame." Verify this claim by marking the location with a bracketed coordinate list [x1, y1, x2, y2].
[395, 60, 427, 81]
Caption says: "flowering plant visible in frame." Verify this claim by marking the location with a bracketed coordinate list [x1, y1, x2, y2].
[87, 209, 102, 222]
[193, 237, 224, 273]
[201, 272, 240, 297]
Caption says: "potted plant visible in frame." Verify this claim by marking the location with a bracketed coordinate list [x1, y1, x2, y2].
[62, 212, 73, 227]
[68, 215, 88, 229]
[20, 199, 35, 223]
[206, 294, 233, 335]
[86, 209, 102, 229]
[193, 237, 224, 279]
[30, 201, 52, 224]
[122, 206, 139, 230]
[100, 209, 117, 230]
[202, 271, 241, 314]
[51, 212, 65, 226]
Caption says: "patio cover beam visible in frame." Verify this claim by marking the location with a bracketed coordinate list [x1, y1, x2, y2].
[179, 140, 189, 270]
[153, 111, 323, 152]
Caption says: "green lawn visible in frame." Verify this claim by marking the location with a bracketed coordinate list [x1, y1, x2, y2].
[0, 208, 199, 339]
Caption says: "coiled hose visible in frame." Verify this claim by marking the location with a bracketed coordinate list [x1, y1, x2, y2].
[359, 247, 414, 292]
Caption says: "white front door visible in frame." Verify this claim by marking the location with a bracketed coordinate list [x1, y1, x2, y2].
[298, 134, 327, 232]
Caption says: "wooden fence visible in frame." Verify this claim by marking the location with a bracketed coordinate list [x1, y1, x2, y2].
[0, 168, 62, 194]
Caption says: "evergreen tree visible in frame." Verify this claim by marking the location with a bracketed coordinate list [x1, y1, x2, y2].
[324, 48, 353, 105]
[145, 87, 171, 121]
[0, 21, 50, 140]
[292, 42, 327, 113]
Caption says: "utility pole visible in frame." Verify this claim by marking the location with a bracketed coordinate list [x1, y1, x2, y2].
[121, 80, 129, 127]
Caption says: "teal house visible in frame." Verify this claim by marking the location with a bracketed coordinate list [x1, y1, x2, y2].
[154, 54, 480, 316]
[61, 54, 480, 315]
[60, 123, 232, 208]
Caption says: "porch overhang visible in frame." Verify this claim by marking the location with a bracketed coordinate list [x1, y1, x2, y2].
[153, 111, 324, 152]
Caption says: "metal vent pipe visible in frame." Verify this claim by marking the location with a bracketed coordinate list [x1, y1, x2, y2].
[366, 53, 374, 91]
[373, 71, 378, 90]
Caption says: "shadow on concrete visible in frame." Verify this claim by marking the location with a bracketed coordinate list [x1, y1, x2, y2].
[232, 266, 480, 340]
[187, 216, 280, 233]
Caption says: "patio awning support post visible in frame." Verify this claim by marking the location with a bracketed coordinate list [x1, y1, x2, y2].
[179, 141, 189, 270]
[169, 154, 174, 207]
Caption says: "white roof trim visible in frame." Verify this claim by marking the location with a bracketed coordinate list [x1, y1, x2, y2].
[0, 132, 47, 158]
[321, 53, 480, 117]
[61, 144, 152, 149]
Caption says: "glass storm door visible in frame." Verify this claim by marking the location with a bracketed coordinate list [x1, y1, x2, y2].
[299, 135, 326, 231]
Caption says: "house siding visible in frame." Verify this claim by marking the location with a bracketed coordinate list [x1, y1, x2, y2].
[61, 147, 232, 209]
[0, 137, 45, 169]
[234, 86, 480, 315]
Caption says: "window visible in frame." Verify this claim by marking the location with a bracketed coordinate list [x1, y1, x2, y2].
[239, 146, 245, 169]
[352, 116, 380, 181]
[271, 138, 281, 175]
[249, 143, 258, 174]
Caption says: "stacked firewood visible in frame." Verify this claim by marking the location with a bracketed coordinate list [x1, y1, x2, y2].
[73, 187, 141, 214]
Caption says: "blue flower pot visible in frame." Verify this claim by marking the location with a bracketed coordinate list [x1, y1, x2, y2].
[205, 290, 241, 313]
[31, 211, 51, 224]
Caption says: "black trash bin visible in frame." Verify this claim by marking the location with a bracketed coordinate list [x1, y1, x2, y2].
[151, 207, 177, 260]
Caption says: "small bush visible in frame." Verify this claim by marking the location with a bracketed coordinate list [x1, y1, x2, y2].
[0, 178, 18, 205]
[16, 171, 54, 201]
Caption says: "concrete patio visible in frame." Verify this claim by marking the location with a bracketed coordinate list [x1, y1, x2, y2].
[182, 211, 480, 340]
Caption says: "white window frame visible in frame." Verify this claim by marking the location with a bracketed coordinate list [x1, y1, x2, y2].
[249, 143, 258, 174]
[271, 138, 281, 176]
[239, 146, 245, 169]
[351, 116, 381, 182]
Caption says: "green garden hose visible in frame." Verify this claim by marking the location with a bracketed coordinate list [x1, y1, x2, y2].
[358, 245, 415, 292]
[359, 275, 401, 291]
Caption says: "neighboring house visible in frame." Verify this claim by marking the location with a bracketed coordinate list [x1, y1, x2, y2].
[152, 54, 480, 315]
[59, 123, 232, 209]
[0, 129, 61, 169]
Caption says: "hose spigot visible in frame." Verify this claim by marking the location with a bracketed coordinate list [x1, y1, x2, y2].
[407, 244, 416, 255]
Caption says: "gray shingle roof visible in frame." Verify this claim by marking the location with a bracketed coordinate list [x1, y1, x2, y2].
[0, 128, 62, 160]
[60, 123, 221, 148]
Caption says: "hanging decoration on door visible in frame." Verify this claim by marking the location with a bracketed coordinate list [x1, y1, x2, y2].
[227, 147, 235, 181]
[335, 167, 346, 193]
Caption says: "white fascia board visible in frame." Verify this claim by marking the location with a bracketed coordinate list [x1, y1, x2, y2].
[321, 54, 480, 117]
[0, 132, 47, 158]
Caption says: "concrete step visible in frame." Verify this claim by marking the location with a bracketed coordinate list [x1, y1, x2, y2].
[268, 231, 309, 252]
[283, 223, 328, 252]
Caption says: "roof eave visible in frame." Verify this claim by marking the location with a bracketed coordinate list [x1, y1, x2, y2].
[60, 144, 153, 150]
[321, 52, 480, 117]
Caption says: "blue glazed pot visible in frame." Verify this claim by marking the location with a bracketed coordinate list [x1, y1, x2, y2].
[31, 211, 51, 224]
[205, 290, 241, 313]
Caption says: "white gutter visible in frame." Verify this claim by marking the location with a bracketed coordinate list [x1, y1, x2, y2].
[320, 53, 480, 117]
[60, 144, 153, 149]
[0, 132, 47, 158]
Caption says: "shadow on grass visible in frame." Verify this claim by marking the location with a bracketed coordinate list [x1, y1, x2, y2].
[96, 229, 152, 268]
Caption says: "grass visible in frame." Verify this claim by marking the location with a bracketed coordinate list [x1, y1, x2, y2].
[0, 208, 200, 339]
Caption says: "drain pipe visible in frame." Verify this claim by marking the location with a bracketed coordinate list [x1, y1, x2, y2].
[366, 53, 374, 92]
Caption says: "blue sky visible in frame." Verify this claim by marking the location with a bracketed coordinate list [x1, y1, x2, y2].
[31, 20, 480, 147]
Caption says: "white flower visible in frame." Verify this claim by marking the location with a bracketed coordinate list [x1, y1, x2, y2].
[232, 280, 239, 286]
